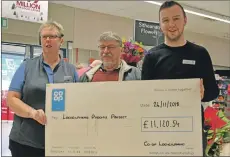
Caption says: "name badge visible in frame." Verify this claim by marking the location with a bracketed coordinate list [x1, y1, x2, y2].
[64, 76, 73, 82]
[182, 59, 196, 65]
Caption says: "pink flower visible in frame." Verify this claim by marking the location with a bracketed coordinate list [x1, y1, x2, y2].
[121, 53, 141, 63]
[122, 39, 147, 63]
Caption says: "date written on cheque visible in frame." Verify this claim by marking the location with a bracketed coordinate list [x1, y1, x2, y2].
[140, 101, 179, 108]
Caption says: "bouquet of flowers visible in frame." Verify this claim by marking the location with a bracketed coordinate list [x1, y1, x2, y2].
[121, 38, 148, 66]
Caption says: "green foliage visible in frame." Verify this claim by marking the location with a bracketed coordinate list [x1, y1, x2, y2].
[206, 110, 230, 157]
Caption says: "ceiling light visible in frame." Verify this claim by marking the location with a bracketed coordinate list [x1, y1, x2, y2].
[144, 1, 230, 24]
[144, 1, 162, 6]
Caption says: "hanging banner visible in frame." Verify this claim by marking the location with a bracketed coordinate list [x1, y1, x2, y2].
[2, 1, 48, 23]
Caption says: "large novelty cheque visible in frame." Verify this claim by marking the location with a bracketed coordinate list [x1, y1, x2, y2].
[45, 79, 203, 156]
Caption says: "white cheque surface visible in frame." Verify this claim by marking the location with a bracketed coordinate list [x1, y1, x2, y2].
[45, 79, 203, 156]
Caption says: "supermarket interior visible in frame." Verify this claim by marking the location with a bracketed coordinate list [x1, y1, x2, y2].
[1, 0, 230, 156]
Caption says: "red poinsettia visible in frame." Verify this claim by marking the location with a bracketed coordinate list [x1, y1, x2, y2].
[204, 106, 227, 130]
[204, 106, 230, 156]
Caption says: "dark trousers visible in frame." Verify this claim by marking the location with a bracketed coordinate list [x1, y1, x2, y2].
[9, 139, 44, 157]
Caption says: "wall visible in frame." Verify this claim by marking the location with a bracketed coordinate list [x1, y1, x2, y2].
[77, 49, 100, 66]
[73, 8, 134, 51]
[72, 7, 229, 66]
[2, 33, 38, 45]
[185, 31, 230, 67]
[213, 66, 230, 70]
[2, 2, 230, 67]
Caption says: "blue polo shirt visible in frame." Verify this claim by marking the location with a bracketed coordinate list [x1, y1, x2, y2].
[9, 55, 79, 149]
[9, 60, 78, 93]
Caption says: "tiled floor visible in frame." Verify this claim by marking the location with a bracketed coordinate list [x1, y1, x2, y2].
[2, 121, 230, 156]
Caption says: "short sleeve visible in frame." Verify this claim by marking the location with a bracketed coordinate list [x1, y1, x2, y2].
[8, 61, 26, 93]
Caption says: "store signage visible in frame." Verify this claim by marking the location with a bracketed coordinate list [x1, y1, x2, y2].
[1, 18, 8, 28]
[2, 0, 48, 23]
[134, 20, 164, 46]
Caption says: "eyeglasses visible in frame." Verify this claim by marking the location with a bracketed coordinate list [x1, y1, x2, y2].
[41, 35, 62, 40]
[98, 45, 120, 51]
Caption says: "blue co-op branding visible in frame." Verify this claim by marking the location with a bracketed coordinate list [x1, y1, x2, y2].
[52, 89, 65, 111]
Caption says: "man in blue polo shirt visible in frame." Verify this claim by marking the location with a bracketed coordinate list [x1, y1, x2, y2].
[7, 20, 78, 157]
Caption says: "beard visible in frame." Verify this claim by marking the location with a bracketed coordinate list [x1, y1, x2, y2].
[102, 53, 114, 68]
[102, 61, 116, 72]
[166, 31, 182, 41]
[165, 27, 184, 42]
[103, 61, 113, 67]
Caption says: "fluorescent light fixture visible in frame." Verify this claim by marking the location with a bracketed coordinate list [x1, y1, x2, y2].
[184, 9, 230, 24]
[144, 1, 162, 6]
[144, 1, 230, 24]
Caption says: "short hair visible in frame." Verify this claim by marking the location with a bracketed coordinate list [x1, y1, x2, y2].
[38, 20, 64, 37]
[99, 31, 122, 47]
[159, 1, 186, 19]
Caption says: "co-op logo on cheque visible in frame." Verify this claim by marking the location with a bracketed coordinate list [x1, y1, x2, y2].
[15, 0, 40, 12]
[53, 91, 64, 102]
